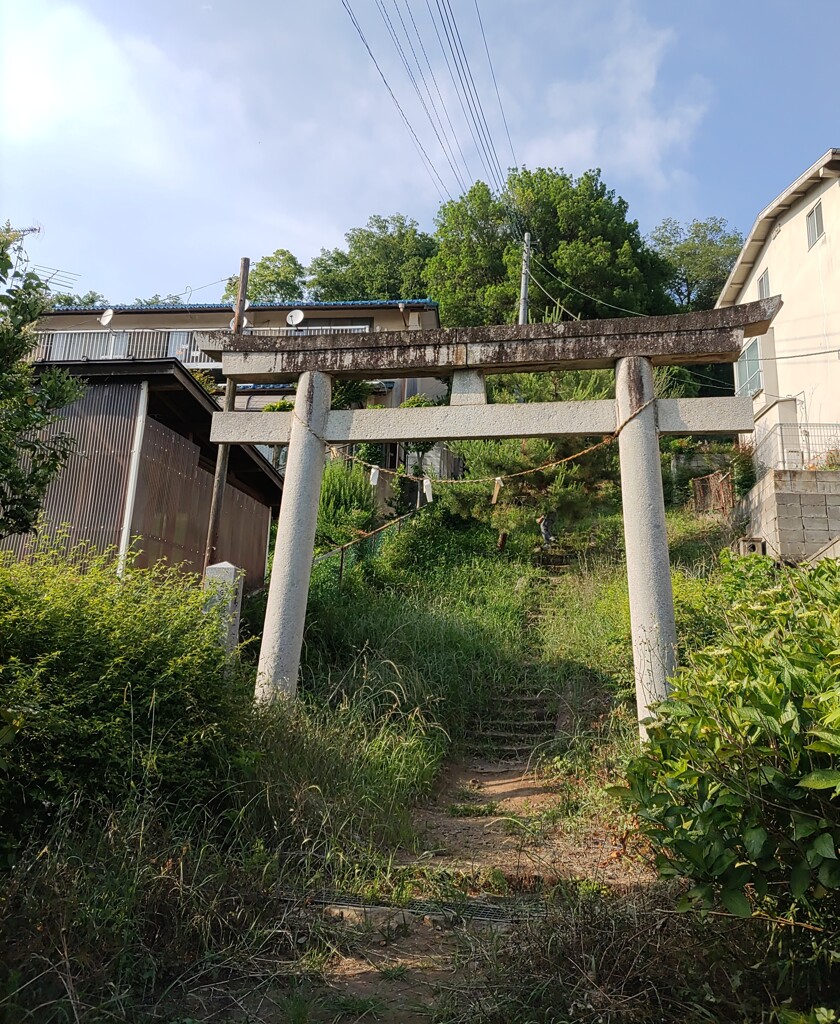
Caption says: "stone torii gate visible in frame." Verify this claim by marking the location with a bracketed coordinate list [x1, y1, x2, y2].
[199, 297, 780, 733]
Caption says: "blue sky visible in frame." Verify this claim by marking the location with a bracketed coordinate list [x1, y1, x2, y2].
[2, 0, 838, 303]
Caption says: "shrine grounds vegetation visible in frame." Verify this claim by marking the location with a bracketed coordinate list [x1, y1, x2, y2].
[2, 510, 840, 1020]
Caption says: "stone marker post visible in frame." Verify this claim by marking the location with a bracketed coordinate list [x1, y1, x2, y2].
[256, 370, 332, 701]
[616, 356, 677, 735]
[203, 561, 244, 655]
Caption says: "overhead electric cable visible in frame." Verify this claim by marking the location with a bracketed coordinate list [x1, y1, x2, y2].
[425, 0, 499, 191]
[435, 0, 505, 192]
[341, 0, 450, 203]
[474, 0, 517, 167]
[402, 0, 474, 187]
[373, 0, 464, 194]
[441, 0, 507, 188]
[388, 0, 468, 193]
[530, 253, 646, 317]
[528, 269, 579, 320]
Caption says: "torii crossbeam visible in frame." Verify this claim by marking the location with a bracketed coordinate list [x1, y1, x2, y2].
[198, 297, 780, 736]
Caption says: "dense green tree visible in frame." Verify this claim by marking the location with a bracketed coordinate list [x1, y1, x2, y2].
[223, 249, 306, 304]
[0, 227, 85, 539]
[425, 168, 672, 327]
[649, 216, 745, 312]
[308, 214, 436, 301]
[49, 290, 108, 308]
[649, 217, 745, 396]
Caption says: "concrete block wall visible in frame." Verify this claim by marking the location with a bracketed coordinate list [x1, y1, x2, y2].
[737, 470, 840, 560]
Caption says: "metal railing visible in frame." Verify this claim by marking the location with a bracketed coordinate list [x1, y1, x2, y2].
[754, 422, 840, 475]
[33, 329, 219, 368]
[243, 325, 370, 336]
[32, 324, 372, 368]
[313, 508, 419, 583]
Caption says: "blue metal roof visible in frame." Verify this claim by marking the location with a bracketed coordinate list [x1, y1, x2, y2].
[48, 298, 439, 313]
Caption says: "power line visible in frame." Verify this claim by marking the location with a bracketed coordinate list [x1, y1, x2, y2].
[425, 0, 500, 192]
[401, 0, 474, 188]
[388, 0, 468, 194]
[474, 0, 517, 168]
[441, 0, 506, 189]
[373, 0, 464, 195]
[530, 253, 646, 317]
[527, 269, 579, 321]
[341, 0, 450, 204]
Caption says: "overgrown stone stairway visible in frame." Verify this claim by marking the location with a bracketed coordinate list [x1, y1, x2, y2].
[470, 688, 561, 759]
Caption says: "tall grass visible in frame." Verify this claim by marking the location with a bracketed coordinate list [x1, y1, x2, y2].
[0, 508, 752, 1020]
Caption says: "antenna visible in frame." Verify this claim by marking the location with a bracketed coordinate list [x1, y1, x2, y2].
[100, 308, 114, 327]
[286, 309, 304, 327]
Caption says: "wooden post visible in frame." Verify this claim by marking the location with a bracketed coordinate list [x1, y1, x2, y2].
[203, 258, 249, 573]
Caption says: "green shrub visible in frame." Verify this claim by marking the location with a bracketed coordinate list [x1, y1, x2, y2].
[0, 545, 252, 851]
[317, 459, 377, 549]
[624, 554, 840, 933]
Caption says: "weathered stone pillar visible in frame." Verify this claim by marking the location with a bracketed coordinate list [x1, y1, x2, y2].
[256, 371, 331, 701]
[203, 561, 244, 655]
[616, 356, 677, 735]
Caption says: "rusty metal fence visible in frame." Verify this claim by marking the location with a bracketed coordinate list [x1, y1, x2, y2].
[313, 509, 420, 584]
[691, 470, 734, 514]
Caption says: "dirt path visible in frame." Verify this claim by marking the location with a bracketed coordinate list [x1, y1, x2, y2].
[307, 755, 652, 1022]
[396, 756, 651, 890]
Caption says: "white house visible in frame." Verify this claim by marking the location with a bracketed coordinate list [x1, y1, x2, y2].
[718, 149, 840, 558]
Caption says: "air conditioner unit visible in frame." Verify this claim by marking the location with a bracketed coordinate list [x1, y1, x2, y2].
[739, 537, 767, 556]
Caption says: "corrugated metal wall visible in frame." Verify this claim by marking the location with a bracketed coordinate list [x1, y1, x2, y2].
[1, 383, 140, 559]
[131, 419, 269, 590]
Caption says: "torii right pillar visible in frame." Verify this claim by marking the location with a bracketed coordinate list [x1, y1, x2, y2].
[616, 356, 677, 737]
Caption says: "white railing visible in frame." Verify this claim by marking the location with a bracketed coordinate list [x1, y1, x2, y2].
[243, 325, 370, 336]
[33, 324, 372, 368]
[33, 330, 219, 368]
[755, 422, 840, 475]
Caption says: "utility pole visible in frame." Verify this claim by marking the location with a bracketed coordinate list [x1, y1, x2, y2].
[203, 257, 249, 573]
[518, 231, 531, 326]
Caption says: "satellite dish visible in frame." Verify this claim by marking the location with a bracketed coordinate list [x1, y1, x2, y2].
[230, 298, 251, 312]
[100, 308, 114, 327]
[229, 315, 250, 330]
[286, 309, 304, 327]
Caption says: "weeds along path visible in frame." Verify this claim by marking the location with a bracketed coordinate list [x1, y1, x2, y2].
[308, 553, 653, 1021]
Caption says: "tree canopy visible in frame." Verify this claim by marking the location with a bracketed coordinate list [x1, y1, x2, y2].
[0, 227, 85, 539]
[50, 291, 108, 308]
[308, 214, 436, 301]
[223, 249, 306, 304]
[649, 217, 744, 312]
[425, 168, 672, 326]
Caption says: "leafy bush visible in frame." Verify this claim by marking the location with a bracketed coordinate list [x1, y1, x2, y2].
[316, 459, 378, 549]
[624, 554, 840, 933]
[0, 545, 252, 851]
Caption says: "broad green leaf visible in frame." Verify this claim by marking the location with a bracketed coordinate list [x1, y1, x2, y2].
[811, 832, 838, 860]
[720, 888, 751, 918]
[790, 862, 811, 898]
[743, 826, 769, 859]
[817, 858, 840, 889]
[799, 769, 840, 790]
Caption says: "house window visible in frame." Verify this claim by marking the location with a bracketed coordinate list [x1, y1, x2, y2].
[806, 200, 824, 248]
[757, 269, 770, 299]
[735, 339, 762, 396]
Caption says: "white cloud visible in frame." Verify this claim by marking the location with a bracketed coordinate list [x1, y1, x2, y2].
[520, 2, 709, 189]
[0, 0, 243, 187]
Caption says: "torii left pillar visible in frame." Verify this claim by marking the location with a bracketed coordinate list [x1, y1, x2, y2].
[256, 370, 331, 701]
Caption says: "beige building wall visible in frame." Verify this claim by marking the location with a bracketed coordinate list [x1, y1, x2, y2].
[732, 175, 840, 427]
